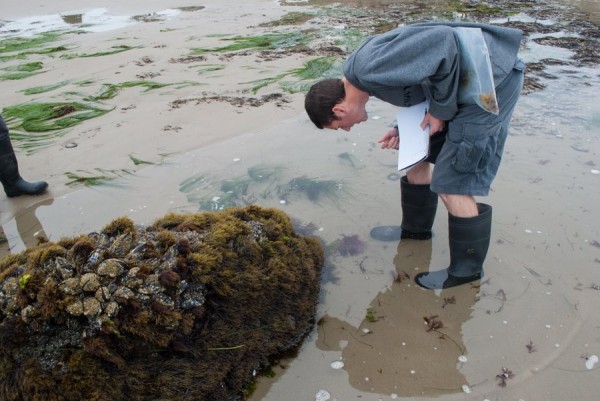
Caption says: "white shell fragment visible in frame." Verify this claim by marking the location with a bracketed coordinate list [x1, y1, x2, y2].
[590, 169, 599, 174]
[315, 389, 331, 401]
[462, 384, 471, 393]
[330, 361, 344, 369]
[458, 355, 468, 363]
[586, 355, 599, 370]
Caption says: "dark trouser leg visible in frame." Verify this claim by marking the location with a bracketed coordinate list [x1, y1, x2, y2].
[415, 203, 491, 289]
[370, 176, 438, 241]
[0, 116, 48, 197]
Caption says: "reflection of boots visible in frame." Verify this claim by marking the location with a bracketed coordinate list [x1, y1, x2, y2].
[317, 237, 478, 397]
[415, 203, 491, 290]
[393, 234, 432, 281]
[370, 176, 438, 241]
[0, 136, 48, 198]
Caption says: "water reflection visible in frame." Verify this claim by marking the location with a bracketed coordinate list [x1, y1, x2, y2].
[0, 197, 52, 257]
[317, 239, 478, 397]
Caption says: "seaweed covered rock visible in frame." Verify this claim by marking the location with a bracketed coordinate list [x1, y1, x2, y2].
[0, 205, 324, 401]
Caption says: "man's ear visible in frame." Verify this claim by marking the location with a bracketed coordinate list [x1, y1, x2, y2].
[332, 103, 346, 117]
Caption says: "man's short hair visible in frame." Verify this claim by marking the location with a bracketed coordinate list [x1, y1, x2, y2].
[304, 78, 345, 129]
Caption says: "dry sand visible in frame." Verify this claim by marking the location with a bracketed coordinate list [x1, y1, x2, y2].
[2, 1, 600, 401]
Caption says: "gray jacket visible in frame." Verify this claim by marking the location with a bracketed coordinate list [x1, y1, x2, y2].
[343, 21, 522, 120]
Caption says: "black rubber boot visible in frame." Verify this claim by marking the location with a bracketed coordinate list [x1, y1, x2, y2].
[415, 203, 492, 290]
[0, 129, 48, 198]
[370, 176, 438, 241]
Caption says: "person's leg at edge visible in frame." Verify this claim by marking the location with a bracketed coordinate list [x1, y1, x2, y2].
[0, 116, 48, 198]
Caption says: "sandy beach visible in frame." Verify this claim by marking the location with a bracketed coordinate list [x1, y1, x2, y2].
[2, 1, 600, 400]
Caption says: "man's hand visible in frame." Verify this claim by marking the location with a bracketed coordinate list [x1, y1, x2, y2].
[379, 128, 399, 149]
[421, 112, 446, 136]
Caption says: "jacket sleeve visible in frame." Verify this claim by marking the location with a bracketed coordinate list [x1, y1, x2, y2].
[345, 25, 460, 120]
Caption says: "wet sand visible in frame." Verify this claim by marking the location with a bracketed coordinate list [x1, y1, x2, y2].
[2, 1, 600, 400]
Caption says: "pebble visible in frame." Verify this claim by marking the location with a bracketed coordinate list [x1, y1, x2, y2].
[330, 361, 344, 369]
[585, 355, 598, 370]
[315, 389, 331, 401]
[591, 169, 599, 174]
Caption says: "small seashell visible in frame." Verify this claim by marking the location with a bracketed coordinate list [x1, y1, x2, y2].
[80, 273, 100, 292]
[65, 300, 84, 316]
[462, 384, 471, 393]
[591, 169, 599, 174]
[54, 257, 75, 279]
[103, 301, 119, 317]
[315, 389, 331, 401]
[113, 286, 135, 302]
[87, 251, 102, 266]
[330, 361, 344, 369]
[586, 355, 598, 370]
[95, 286, 111, 303]
[138, 274, 161, 295]
[64, 142, 78, 148]
[458, 355, 467, 363]
[59, 277, 82, 295]
[83, 297, 102, 316]
[97, 259, 125, 278]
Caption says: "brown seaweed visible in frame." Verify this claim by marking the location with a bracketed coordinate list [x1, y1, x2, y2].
[0, 205, 324, 401]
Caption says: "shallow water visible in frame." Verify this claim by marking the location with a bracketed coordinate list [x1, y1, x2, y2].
[1, 1, 600, 400]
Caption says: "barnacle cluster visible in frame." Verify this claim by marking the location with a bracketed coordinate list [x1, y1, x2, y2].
[0, 205, 324, 401]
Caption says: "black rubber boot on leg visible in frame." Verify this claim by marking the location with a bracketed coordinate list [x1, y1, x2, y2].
[370, 176, 438, 241]
[0, 135, 48, 198]
[415, 203, 492, 290]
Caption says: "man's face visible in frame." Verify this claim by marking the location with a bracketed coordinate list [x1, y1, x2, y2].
[326, 99, 368, 131]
